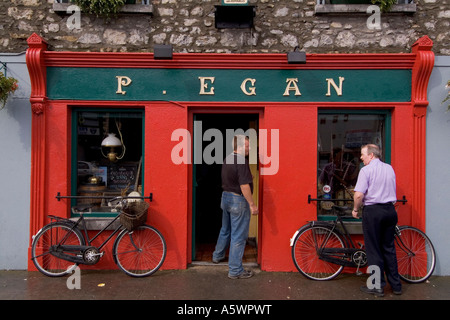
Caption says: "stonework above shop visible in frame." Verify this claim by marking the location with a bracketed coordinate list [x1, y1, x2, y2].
[1, 0, 449, 55]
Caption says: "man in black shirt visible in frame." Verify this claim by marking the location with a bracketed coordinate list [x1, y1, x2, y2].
[212, 135, 258, 279]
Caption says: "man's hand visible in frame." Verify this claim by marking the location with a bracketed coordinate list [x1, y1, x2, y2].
[353, 191, 364, 219]
[241, 184, 258, 215]
[250, 203, 259, 215]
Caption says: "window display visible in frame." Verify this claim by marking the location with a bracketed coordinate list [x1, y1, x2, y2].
[73, 109, 144, 215]
[317, 112, 388, 216]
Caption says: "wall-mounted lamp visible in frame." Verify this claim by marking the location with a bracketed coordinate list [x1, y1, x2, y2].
[154, 44, 173, 59]
[287, 47, 306, 64]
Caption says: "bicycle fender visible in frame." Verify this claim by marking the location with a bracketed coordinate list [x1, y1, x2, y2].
[310, 220, 334, 228]
[289, 222, 313, 247]
[289, 230, 299, 247]
[289, 221, 336, 246]
[32, 220, 78, 242]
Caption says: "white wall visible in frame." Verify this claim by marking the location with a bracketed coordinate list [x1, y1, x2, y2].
[0, 52, 31, 269]
[426, 55, 450, 276]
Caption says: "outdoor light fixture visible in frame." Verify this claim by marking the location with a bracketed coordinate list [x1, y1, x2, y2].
[287, 47, 306, 64]
[154, 44, 173, 59]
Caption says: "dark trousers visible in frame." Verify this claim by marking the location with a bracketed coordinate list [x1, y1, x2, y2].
[362, 203, 402, 291]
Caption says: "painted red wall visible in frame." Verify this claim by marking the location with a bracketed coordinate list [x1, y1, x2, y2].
[259, 104, 317, 271]
[145, 102, 189, 269]
[30, 101, 418, 273]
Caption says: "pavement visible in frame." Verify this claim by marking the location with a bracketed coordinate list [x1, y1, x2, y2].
[1, 264, 449, 302]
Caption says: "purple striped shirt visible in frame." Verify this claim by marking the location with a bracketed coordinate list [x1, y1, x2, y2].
[354, 158, 397, 205]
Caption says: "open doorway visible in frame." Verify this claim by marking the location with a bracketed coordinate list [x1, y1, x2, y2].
[192, 113, 259, 265]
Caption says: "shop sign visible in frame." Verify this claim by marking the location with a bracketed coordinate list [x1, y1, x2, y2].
[46, 67, 411, 102]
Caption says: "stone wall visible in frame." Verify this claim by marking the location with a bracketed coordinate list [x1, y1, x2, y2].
[1, 0, 449, 54]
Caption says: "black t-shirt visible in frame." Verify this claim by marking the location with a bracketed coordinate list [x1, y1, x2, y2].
[221, 152, 253, 195]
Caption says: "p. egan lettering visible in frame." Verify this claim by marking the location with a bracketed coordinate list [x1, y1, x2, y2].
[115, 75, 345, 97]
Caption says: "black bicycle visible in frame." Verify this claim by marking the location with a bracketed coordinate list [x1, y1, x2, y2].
[290, 205, 436, 282]
[31, 196, 166, 277]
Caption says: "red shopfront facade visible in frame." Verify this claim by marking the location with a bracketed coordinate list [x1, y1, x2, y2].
[26, 33, 434, 272]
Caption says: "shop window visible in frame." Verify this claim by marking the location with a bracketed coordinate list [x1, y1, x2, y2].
[317, 111, 390, 218]
[72, 109, 144, 216]
[315, 0, 416, 14]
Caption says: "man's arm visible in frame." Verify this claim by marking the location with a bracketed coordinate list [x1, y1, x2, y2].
[240, 184, 258, 215]
[353, 191, 364, 218]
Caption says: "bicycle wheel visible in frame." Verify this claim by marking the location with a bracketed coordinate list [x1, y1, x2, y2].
[292, 225, 345, 281]
[395, 226, 436, 283]
[113, 225, 166, 277]
[31, 222, 85, 277]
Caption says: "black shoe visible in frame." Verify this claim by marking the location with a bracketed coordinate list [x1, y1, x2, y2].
[393, 289, 402, 295]
[360, 286, 384, 297]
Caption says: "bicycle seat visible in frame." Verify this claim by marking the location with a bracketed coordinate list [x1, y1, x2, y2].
[332, 206, 351, 216]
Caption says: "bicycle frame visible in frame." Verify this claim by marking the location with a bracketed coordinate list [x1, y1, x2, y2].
[311, 215, 367, 269]
[47, 212, 124, 265]
[318, 214, 358, 249]
[77, 213, 123, 250]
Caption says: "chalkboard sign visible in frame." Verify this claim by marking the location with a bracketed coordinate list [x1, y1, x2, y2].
[107, 162, 139, 191]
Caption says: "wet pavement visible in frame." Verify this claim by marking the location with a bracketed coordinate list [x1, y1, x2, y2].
[1, 265, 449, 301]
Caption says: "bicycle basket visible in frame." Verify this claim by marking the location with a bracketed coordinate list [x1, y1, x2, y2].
[120, 201, 149, 231]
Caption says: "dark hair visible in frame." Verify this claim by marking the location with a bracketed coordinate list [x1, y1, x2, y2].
[233, 135, 248, 151]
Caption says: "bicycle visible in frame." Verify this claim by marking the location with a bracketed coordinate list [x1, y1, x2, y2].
[290, 204, 436, 283]
[31, 196, 166, 278]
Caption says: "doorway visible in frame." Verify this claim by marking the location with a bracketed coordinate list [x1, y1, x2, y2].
[192, 113, 259, 264]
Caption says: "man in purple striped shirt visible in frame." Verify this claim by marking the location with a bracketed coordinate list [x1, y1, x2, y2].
[353, 144, 402, 297]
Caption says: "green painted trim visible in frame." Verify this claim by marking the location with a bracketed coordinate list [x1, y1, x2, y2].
[192, 114, 197, 261]
[47, 67, 412, 103]
[318, 216, 360, 222]
[71, 213, 118, 218]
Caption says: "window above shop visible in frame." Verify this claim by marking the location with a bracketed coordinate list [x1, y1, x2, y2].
[315, 0, 416, 14]
[53, 0, 153, 15]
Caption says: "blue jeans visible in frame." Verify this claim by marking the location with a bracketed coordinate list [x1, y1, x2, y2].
[213, 191, 251, 277]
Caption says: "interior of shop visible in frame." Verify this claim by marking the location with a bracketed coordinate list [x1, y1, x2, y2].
[193, 113, 259, 264]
